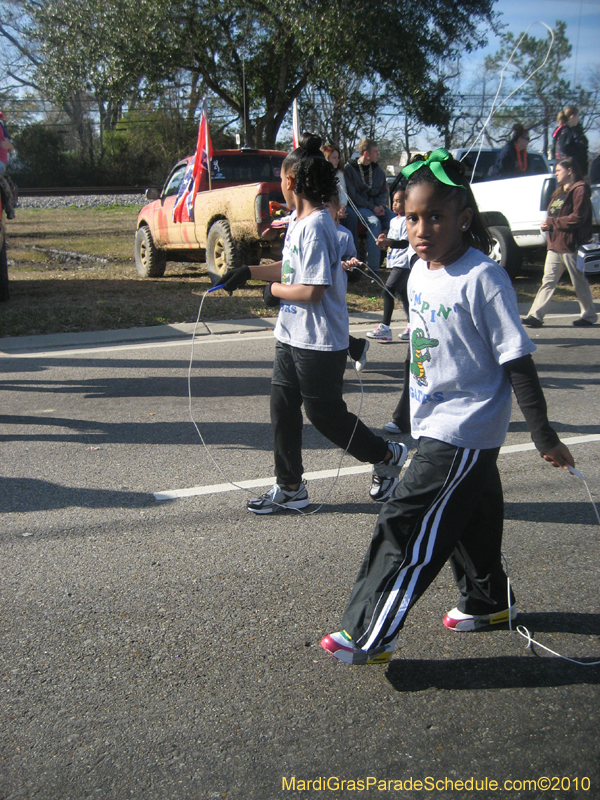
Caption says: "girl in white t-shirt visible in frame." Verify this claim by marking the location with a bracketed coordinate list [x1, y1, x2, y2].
[367, 186, 414, 343]
[221, 133, 407, 514]
[321, 149, 574, 665]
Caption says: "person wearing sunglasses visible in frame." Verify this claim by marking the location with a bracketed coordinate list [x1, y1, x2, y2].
[488, 123, 531, 179]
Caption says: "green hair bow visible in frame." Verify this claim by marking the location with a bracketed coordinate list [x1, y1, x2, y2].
[401, 148, 462, 187]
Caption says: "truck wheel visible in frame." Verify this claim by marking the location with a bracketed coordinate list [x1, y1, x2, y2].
[206, 220, 239, 285]
[488, 225, 523, 280]
[135, 225, 167, 278]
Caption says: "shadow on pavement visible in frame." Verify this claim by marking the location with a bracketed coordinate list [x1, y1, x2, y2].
[386, 624, 600, 692]
[504, 501, 599, 524]
[0, 476, 155, 514]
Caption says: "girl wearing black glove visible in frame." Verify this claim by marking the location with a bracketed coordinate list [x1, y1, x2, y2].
[241, 133, 407, 515]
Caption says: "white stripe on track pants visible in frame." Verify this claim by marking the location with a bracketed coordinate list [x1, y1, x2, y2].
[340, 437, 513, 651]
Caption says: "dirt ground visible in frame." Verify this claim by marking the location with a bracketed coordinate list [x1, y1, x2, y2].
[2, 206, 597, 338]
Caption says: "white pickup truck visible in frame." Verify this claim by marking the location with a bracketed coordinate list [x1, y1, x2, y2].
[452, 148, 556, 279]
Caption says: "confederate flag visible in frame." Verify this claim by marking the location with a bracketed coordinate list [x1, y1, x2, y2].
[173, 99, 213, 223]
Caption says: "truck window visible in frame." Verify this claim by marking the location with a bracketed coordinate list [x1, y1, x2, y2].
[163, 164, 189, 197]
[210, 155, 285, 184]
[460, 151, 550, 182]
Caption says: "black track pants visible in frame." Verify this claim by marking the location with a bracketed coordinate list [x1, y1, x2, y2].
[270, 342, 388, 486]
[340, 437, 513, 650]
[383, 267, 410, 326]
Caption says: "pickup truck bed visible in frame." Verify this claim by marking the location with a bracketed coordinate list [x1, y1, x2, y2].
[135, 149, 287, 283]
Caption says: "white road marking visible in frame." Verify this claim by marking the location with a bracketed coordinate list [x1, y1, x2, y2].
[2, 313, 583, 358]
[153, 434, 600, 501]
[2, 330, 278, 358]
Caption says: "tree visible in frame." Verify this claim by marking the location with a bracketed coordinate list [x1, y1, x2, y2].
[15, 0, 497, 149]
[294, 74, 389, 160]
[484, 21, 573, 153]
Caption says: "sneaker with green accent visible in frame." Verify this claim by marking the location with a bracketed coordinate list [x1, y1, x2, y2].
[320, 630, 397, 665]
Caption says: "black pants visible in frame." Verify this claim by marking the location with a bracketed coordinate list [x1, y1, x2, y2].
[383, 267, 410, 327]
[340, 438, 513, 650]
[390, 356, 411, 433]
[271, 341, 388, 485]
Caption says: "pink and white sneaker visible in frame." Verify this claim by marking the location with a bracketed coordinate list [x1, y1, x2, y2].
[320, 630, 397, 665]
[442, 606, 517, 632]
[366, 323, 392, 342]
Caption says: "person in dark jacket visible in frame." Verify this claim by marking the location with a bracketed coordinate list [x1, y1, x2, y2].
[488, 123, 531, 179]
[589, 154, 600, 185]
[522, 157, 596, 328]
[343, 139, 394, 274]
[552, 106, 588, 174]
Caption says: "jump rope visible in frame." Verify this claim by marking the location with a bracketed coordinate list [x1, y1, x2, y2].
[187, 24, 600, 661]
[187, 258, 396, 517]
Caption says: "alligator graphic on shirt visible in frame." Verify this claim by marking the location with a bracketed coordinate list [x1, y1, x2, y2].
[410, 328, 439, 387]
[281, 259, 295, 285]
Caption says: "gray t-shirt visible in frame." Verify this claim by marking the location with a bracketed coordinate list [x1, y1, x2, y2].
[407, 248, 536, 449]
[274, 209, 349, 352]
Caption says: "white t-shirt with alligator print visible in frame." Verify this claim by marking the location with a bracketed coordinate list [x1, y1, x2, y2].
[406, 247, 536, 450]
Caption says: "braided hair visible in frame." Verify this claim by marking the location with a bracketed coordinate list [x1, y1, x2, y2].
[405, 153, 493, 256]
[282, 132, 338, 204]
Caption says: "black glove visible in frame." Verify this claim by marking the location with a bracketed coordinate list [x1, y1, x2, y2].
[263, 282, 280, 308]
[221, 265, 251, 295]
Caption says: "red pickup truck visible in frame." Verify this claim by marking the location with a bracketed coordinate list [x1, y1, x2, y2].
[135, 148, 287, 283]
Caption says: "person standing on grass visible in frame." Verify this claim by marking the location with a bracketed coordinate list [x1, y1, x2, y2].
[220, 133, 407, 514]
[321, 143, 351, 217]
[0, 111, 15, 220]
[320, 149, 574, 666]
[366, 186, 415, 344]
[552, 107, 588, 174]
[522, 157, 597, 329]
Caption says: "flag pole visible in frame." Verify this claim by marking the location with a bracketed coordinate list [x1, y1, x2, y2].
[292, 98, 299, 150]
[206, 103, 212, 192]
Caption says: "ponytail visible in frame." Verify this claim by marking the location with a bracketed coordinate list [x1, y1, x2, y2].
[282, 131, 337, 204]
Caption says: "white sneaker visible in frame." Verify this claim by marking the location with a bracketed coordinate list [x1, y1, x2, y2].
[247, 482, 309, 514]
[370, 441, 408, 501]
[399, 326, 410, 341]
[442, 606, 517, 632]
[383, 421, 403, 435]
[320, 630, 397, 665]
[366, 324, 392, 342]
[353, 339, 369, 373]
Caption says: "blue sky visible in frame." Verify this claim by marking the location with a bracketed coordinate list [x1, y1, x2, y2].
[460, 0, 600, 148]
[473, 0, 598, 84]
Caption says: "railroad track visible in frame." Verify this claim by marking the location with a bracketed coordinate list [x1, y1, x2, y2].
[18, 186, 151, 197]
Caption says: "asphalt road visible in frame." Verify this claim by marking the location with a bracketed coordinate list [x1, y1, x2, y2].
[1, 309, 599, 800]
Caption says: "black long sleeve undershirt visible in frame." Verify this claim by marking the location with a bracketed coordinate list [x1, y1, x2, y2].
[503, 354, 560, 453]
